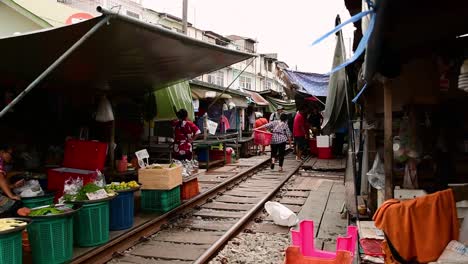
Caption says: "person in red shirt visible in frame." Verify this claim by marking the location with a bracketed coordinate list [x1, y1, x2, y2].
[254, 112, 268, 155]
[172, 109, 201, 161]
[293, 109, 309, 161]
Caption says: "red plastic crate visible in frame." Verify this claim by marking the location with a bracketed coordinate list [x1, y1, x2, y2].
[210, 150, 232, 163]
[318, 147, 333, 159]
[47, 140, 108, 201]
[63, 140, 108, 170]
[181, 178, 200, 200]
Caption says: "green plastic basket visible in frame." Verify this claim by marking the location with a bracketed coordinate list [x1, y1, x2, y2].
[0, 231, 22, 264]
[27, 216, 73, 264]
[141, 187, 181, 213]
[73, 201, 110, 247]
[22, 195, 54, 209]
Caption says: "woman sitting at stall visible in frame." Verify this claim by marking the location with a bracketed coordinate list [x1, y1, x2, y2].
[0, 145, 24, 217]
[172, 109, 201, 161]
[256, 114, 292, 172]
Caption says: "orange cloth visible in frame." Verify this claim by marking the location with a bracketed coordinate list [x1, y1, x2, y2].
[254, 118, 268, 131]
[373, 189, 459, 263]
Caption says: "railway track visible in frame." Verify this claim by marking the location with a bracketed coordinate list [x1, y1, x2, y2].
[72, 153, 303, 264]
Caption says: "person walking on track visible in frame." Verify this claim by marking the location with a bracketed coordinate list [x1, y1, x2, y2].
[254, 112, 269, 155]
[256, 113, 292, 172]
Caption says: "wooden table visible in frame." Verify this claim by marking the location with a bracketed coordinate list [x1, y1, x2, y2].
[139, 143, 172, 163]
[193, 139, 236, 170]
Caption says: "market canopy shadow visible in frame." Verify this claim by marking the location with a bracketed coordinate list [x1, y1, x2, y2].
[0, 8, 253, 95]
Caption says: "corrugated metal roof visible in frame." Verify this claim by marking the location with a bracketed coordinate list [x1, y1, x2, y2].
[246, 90, 269, 106]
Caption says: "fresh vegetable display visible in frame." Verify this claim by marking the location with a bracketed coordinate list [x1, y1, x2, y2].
[105, 181, 139, 191]
[0, 219, 27, 232]
[29, 206, 63, 216]
[64, 183, 116, 202]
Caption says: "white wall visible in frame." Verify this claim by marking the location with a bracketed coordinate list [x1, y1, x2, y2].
[0, 4, 43, 38]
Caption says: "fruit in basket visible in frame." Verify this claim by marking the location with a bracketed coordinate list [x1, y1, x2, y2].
[106, 181, 139, 191]
[128, 181, 139, 188]
[0, 219, 27, 231]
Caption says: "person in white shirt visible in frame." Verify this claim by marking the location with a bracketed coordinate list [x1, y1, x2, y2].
[269, 106, 284, 122]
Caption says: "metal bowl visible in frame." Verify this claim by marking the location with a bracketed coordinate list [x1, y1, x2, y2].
[0, 217, 31, 235]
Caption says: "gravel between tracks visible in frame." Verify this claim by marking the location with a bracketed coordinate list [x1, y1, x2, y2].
[209, 232, 289, 264]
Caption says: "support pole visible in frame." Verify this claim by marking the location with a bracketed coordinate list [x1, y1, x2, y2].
[110, 120, 116, 171]
[0, 16, 110, 119]
[383, 79, 393, 200]
[182, 0, 188, 34]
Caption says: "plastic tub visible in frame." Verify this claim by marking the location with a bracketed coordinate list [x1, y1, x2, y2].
[141, 187, 181, 213]
[28, 216, 74, 264]
[181, 178, 200, 201]
[27, 204, 80, 264]
[0, 218, 30, 264]
[254, 130, 272, 146]
[69, 197, 115, 247]
[22, 193, 55, 209]
[109, 188, 138, 231]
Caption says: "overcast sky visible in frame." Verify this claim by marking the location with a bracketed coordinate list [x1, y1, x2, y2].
[142, 0, 354, 73]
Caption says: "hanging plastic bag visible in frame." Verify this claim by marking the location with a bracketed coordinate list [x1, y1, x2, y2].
[59, 177, 83, 203]
[264, 201, 299, 227]
[367, 153, 385, 190]
[94, 170, 106, 188]
[95, 96, 114, 122]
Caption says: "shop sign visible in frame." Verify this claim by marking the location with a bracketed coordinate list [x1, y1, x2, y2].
[66, 13, 94, 25]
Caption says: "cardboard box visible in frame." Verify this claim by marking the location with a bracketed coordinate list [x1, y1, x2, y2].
[138, 164, 182, 190]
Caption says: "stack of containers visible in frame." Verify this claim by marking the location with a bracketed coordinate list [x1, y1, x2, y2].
[138, 164, 183, 213]
[47, 139, 112, 247]
[316, 136, 333, 159]
[47, 139, 108, 202]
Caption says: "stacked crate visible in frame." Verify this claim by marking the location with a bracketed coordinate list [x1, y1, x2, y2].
[138, 165, 182, 213]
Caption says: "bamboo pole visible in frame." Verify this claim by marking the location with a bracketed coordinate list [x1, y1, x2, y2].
[383, 79, 393, 200]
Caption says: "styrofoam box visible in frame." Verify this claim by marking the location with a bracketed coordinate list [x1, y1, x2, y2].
[317, 136, 331, 148]
[394, 186, 427, 200]
[457, 200, 468, 218]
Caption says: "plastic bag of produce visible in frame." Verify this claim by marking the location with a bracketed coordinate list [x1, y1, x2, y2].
[59, 178, 83, 203]
[14, 180, 43, 198]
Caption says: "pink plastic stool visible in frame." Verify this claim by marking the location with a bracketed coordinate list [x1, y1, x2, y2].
[290, 220, 358, 258]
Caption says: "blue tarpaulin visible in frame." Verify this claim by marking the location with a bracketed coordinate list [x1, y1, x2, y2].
[283, 70, 329, 97]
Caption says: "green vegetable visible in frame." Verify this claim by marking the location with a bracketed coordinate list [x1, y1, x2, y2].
[75, 183, 103, 201]
[30, 206, 63, 216]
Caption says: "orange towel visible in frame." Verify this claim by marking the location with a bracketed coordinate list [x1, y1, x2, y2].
[373, 189, 459, 263]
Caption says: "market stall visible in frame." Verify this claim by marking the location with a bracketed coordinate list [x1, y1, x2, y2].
[343, 0, 468, 262]
[0, 6, 254, 263]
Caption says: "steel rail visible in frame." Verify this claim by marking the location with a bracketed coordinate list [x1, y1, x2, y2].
[70, 158, 271, 264]
[193, 159, 304, 264]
